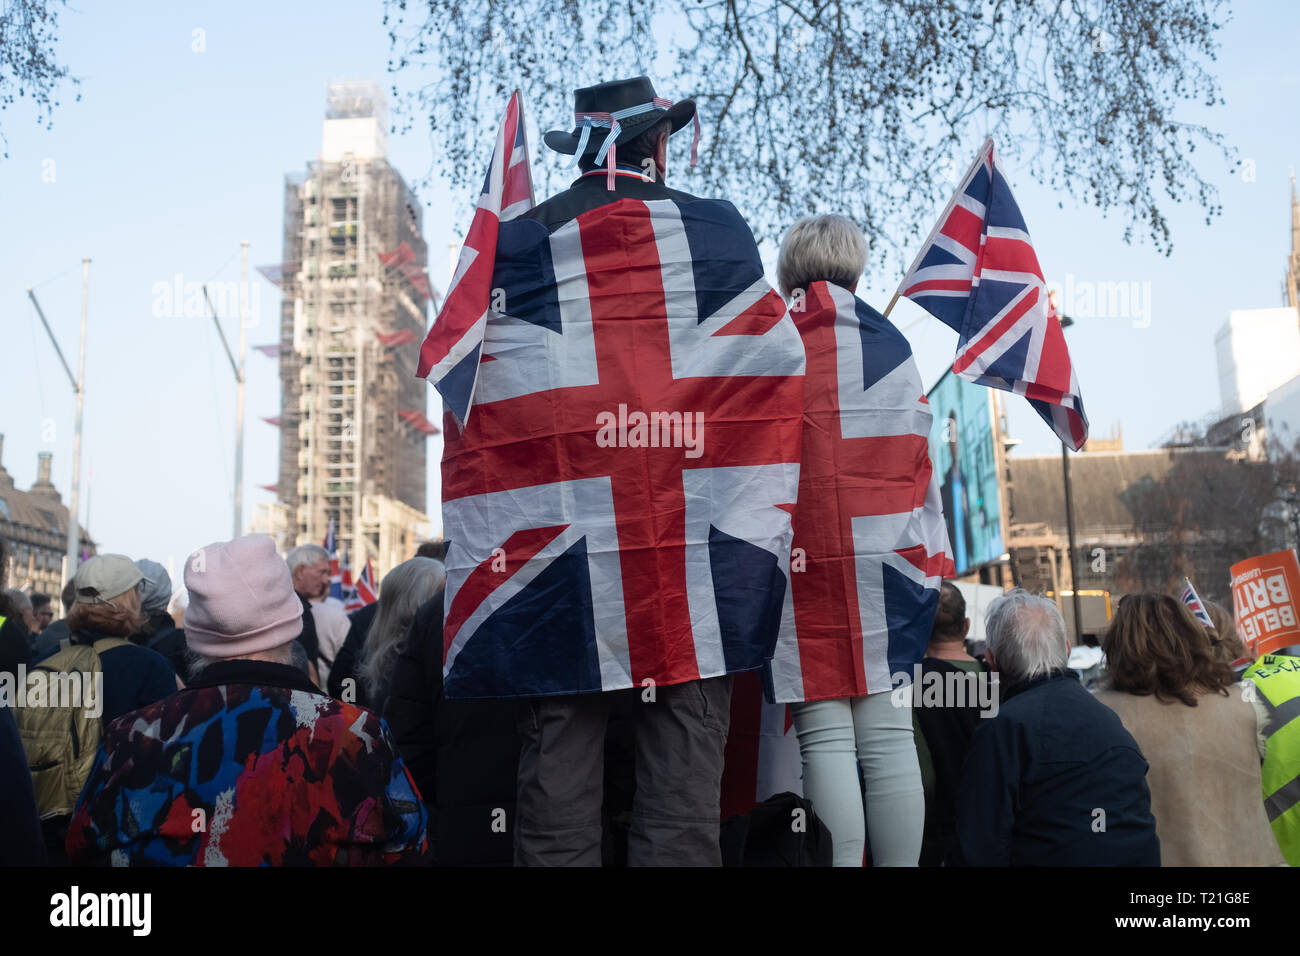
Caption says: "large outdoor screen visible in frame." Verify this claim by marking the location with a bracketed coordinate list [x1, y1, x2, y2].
[926, 370, 1005, 575]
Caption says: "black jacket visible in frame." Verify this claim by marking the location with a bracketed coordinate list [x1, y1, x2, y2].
[131, 610, 190, 684]
[0, 612, 30, 680]
[0, 704, 45, 865]
[948, 669, 1160, 867]
[327, 601, 380, 703]
[382, 590, 521, 865]
[69, 629, 177, 727]
[296, 593, 320, 665]
[914, 657, 989, 866]
[520, 164, 702, 234]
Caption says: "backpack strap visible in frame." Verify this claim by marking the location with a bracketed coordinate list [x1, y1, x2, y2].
[91, 637, 134, 655]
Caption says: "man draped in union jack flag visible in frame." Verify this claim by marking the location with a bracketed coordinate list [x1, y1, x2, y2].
[417, 77, 805, 866]
[766, 214, 955, 866]
[898, 137, 1089, 450]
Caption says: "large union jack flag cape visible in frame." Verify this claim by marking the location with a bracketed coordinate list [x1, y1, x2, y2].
[438, 196, 806, 698]
[767, 282, 955, 702]
[898, 138, 1088, 451]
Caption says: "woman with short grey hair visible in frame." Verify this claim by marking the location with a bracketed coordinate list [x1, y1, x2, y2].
[777, 213, 867, 299]
[767, 213, 939, 867]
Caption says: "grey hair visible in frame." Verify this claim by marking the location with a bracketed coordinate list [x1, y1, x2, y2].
[984, 588, 1070, 685]
[777, 214, 868, 299]
[357, 557, 446, 704]
[186, 639, 295, 679]
[3, 588, 32, 613]
[285, 544, 330, 572]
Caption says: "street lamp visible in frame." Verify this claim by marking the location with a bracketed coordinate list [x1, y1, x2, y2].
[1056, 304, 1085, 645]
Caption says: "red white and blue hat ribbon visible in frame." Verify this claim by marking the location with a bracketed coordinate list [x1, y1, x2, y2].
[573, 97, 701, 189]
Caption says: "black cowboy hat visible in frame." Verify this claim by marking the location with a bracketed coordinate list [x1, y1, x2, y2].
[543, 76, 696, 156]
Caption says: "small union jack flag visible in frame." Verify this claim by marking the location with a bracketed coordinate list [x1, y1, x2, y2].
[416, 90, 535, 425]
[898, 137, 1088, 450]
[323, 517, 343, 601]
[354, 557, 378, 608]
[1181, 577, 1214, 628]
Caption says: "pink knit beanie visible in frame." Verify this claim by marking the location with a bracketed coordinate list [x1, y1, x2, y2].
[184, 534, 303, 658]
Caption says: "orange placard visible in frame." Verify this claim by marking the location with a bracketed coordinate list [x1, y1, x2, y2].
[1231, 550, 1300, 658]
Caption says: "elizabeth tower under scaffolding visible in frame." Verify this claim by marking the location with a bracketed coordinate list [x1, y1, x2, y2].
[269, 81, 436, 573]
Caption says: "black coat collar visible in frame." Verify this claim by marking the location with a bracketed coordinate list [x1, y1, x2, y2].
[186, 658, 321, 695]
[1000, 667, 1078, 703]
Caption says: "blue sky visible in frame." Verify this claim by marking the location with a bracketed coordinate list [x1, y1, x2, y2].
[1, 0, 1297, 572]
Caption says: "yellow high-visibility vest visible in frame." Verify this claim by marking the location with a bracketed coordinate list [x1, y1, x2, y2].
[1244, 654, 1300, 866]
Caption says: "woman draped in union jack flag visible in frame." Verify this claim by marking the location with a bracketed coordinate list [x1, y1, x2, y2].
[769, 215, 955, 867]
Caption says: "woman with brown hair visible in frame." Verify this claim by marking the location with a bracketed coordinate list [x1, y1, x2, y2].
[63, 554, 179, 723]
[1096, 593, 1283, 865]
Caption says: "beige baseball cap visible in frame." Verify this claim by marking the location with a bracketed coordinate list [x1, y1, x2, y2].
[72, 554, 144, 605]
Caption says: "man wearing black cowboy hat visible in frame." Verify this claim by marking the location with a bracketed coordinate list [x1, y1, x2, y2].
[517, 77, 726, 868]
[462, 75, 805, 868]
[523, 75, 702, 232]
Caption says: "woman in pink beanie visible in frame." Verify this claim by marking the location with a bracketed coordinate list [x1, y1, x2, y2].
[67, 535, 430, 867]
[183, 533, 307, 664]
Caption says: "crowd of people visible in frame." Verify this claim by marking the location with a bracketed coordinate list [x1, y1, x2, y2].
[1, 73, 1298, 869]
[2, 528, 1297, 867]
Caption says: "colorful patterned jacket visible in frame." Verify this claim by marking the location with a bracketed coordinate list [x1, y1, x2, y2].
[66, 658, 429, 866]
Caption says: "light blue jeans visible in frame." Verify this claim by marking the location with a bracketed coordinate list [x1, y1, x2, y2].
[789, 691, 923, 866]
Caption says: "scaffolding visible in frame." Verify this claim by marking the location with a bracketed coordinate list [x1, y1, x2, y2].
[274, 83, 436, 565]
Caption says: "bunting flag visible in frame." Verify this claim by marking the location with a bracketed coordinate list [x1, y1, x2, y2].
[398, 409, 440, 436]
[376, 329, 417, 347]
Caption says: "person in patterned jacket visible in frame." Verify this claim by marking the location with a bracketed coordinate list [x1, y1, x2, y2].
[66, 534, 429, 866]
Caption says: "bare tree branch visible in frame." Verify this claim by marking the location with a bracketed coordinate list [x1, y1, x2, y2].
[0, 0, 80, 158]
[385, 0, 1233, 260]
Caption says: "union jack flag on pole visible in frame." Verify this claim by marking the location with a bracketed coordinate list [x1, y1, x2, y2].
[416, 90, 535, 425]
[1181, 577, 1214, 628]
[897, 138, 1088, 450]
